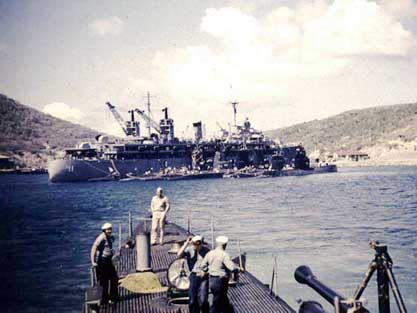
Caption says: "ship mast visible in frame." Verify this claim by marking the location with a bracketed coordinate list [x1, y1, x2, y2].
[147, 92, 151, 137]
[231, 101, 238, 126]
[134, 109, 161, 134]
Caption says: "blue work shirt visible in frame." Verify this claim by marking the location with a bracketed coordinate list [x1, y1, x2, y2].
[180, 245, 210, 273]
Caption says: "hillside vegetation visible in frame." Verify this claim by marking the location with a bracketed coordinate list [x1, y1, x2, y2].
[2, 93, 417, 168]
[0, 94, 100, 168]
[266, 102, 417, 162]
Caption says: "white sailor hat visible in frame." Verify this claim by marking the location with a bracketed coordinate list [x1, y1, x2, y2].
[156, 187, 163, 192]
[101, 222, 112, 230]
[192, 235, 203, 243]
[215, 235, 228, 245]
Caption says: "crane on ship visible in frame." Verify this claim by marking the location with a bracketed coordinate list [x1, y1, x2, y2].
[134, 109, 161, 134]
[106, 101, 128, 135]
[135, 107, 175, 144]
[105, 101, 140, 137]
[106, 95, 174, 143]
[216, 122, 229, 139]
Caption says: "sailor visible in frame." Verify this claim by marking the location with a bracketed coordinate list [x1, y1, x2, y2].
[200, 235, 240, 313]
[177, 235, 210, 313]
[90, 223, 119, 304]
[150, 187, 170, 245]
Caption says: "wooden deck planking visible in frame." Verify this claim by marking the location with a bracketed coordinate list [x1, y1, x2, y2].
[87, 222, 295, 313]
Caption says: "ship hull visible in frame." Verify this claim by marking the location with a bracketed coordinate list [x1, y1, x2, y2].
[48, 157, 191, 183]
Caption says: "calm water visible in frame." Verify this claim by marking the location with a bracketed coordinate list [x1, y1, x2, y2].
[1, 166, 416, 313]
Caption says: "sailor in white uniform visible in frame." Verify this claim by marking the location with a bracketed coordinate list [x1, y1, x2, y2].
[150, 187, 170, 245]
[200, 236, 239, 313]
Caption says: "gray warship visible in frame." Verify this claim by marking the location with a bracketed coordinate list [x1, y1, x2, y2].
[48, 100, 321, 183]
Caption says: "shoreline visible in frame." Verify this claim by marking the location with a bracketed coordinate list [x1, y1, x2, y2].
[333, 159, 417, 168]
[1, 162, 417, 176]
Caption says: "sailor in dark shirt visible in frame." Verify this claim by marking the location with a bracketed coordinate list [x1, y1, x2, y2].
[178, 235, 210, 313]
[90, 223, 119, 304]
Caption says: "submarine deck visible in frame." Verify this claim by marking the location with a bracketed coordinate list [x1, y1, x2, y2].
[85, 222, 295, 313]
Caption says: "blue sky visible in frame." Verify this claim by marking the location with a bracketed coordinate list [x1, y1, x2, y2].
[1, 0, 417, 137]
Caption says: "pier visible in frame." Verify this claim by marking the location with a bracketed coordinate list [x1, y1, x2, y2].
[85, 221, 295, 313]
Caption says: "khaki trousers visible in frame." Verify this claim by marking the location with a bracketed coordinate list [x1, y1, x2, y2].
[151, 211, 165, 244]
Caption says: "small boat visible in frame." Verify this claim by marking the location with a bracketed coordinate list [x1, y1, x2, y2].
[88, 173, 119, 182]
[225, 172, 258, 179]
[120, 171, 225, 181]
[223, 168, 260, 178]
[164, 171, 224, 181]
[119, 173, 165, 181]
[261, 164, 337, 177]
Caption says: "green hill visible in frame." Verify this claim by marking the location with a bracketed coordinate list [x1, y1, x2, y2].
[0, 94, 100, 168]
[2, 93, 417, 168]
[266, 102, 417, 161]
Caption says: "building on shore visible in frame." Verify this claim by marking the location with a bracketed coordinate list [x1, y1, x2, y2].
[0, 155, 15, 170]
[331, 151, 370, 162]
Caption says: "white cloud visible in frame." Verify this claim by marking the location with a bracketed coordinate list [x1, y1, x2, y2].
[87, 0, 415, 137]
[43, 102, 85, 121]
[381, 0, 417, 18]
[294, 0, 329, 24]
[134, 0, 414, 134]
[201, 8, 259, 47]
[167, 0, 412, 88]
[302, 0, 412, 56]
[89, 16, 124, 36]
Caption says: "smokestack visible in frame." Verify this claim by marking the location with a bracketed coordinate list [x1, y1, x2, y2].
[162, 107, 168, 119]
[193, 121, 203, 142]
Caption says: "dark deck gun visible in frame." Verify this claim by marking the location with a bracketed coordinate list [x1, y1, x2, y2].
[295, 265, 369, 313]
[295, 241, 408, 313]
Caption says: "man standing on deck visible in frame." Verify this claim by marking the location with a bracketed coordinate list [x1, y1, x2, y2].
[150, 187, 170, 245]
[200, 235, 240, 313]
[178, 235, 210, 313]
[90, 223, 119, 304]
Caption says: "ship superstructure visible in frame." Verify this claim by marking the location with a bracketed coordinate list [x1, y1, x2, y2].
[48, 99, 310, 182]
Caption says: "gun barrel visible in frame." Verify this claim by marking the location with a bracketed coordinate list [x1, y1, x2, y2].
[295, 266, 350, 312]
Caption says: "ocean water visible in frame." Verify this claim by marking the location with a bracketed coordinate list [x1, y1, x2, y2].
[1, 166, 416, 313]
